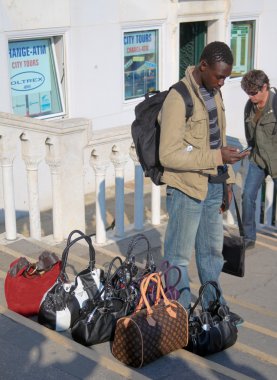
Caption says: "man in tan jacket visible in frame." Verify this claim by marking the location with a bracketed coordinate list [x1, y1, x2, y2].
[159, 41, 248, 325]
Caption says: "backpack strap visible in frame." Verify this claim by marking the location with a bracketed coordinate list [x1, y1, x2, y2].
[244, 98, 252, 121]
[170, 81, 193, 121]
[244, 98, 254, 146]
[271, 87, 277, 135]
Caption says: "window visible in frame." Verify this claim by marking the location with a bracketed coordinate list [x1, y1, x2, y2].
[230, 20, 255, 78]
[8, 37, 65, 118]
[124, 30, 159, 100]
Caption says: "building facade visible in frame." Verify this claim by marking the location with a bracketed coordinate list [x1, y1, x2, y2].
[1, 0, 277, 217]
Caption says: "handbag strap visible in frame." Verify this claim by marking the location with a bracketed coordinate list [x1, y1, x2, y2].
[9, 252, 60, 278]
[232, 191, 245, 238]
[102, 256, 133, 303]
[59, 232, 96, 282]
[126, 234, 156, 273]
[158, 260, 182, 290]
[190, 281, 221, 315]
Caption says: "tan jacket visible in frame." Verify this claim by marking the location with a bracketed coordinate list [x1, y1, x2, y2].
[159, 66, 235, 201]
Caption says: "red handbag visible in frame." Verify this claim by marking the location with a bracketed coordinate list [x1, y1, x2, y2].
[4, 251, 61, 316]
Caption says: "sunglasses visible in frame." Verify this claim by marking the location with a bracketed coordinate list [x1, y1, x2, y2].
[247, 90, 259, 96]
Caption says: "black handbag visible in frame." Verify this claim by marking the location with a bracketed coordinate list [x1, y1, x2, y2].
[118, 234, 157, 308]
[71, 256, 132, 346]
[186, 281, 238, 356]
[222, 193, 245, 277]
[38, 230, 104, 332]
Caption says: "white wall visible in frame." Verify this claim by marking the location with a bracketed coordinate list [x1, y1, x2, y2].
[1, 0, 277, 213]
[1, 0, 277, 136]
[223, 0, 277, 140]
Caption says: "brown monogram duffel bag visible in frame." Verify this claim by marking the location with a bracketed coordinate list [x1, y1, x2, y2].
[112, 272, 188, 368]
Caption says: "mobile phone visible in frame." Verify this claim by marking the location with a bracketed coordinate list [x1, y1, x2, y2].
[239, 146, 252, 154]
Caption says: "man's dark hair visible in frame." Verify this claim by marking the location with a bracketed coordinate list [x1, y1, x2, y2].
[200, 41, 234, 66]
[241, 69, 270, 93]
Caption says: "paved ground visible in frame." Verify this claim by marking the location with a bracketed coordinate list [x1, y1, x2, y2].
[0, 185, 276, 379]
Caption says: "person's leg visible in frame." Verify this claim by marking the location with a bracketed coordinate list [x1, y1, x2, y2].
[194, 182, 225, 307]
[163, 186, 203, 310]
[194, 182, 244, 325]
[242, 161, 266, 243]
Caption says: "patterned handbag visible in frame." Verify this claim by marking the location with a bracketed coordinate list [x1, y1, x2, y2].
[112, 272, 188, 368]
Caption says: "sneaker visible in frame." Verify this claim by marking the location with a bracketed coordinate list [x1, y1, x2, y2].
[229, 311, 244, 326]
[244, 239, 255, 250]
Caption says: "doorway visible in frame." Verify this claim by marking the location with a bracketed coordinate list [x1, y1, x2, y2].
[179, 21, 207, 79]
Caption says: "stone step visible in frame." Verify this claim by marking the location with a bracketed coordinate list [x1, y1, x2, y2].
[0, 228, 276, 379]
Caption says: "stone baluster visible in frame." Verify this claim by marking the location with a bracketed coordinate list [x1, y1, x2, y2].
[22, 155, 42, 240]
[20, 132, 43, 240]
[264, 176, 274, 226]
[90, 149, 110, 244]
[256, 187, 262, 229]
[151, 182, 161, 225]
[0, 155, 17, 240]
[130, 143, 144, 230]
[45, 138, 63, 242]
[110, 145, 129, 237]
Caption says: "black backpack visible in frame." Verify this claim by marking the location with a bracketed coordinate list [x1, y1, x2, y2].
[131, 81, 193, 185]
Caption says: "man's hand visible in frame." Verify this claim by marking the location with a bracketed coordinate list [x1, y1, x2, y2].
[221, 146, 250, 164]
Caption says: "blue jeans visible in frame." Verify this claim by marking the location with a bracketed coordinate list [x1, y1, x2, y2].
[164, 182, 225, 310]
[242, 161, 277, 242]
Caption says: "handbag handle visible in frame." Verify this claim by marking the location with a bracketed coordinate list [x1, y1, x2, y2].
[126, 234, 156, 273]
[158, 260, 182, 290]
[136, 273, 178, 318]
[190, 281, 221, 315]
[59, 232, 96, 282]
[97, 256, 124, 301]
[9, 252, 60, 278]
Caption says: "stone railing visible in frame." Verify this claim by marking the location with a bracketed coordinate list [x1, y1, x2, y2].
[0, 113, 276, 245]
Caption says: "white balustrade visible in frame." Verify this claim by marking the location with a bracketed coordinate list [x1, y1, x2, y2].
[22, 155, 42, 240]
[151, 183, 161, 225]
[45, 137, 63, 242]
[0, 158, 17, 240]
[20, 132, 43, 240]
[90, 149, 110, 244]
[110, 145, 129, 238]
[264, 176, 274, 226]
[0, 113, 90, 242]
[1, 111, 276, 245]
[0, 132, 17, 240]
[130, 143, 144, 230]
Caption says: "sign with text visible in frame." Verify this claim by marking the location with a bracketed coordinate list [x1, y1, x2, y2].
[9, 39, 52, 116]
[124, 30, 158, 100]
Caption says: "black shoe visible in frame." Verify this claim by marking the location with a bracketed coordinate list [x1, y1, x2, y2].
[229, 311, 244, 326]
[244, 239, 255, 250]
